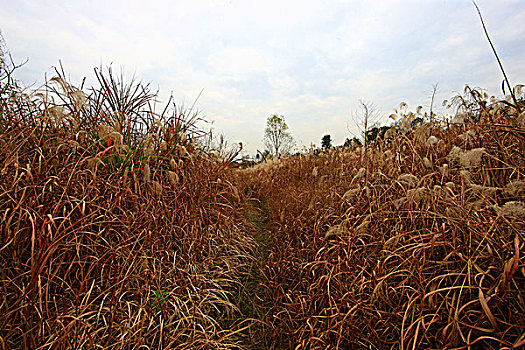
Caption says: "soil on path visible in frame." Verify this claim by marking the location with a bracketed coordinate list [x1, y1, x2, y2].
[236, 199, 274, 349]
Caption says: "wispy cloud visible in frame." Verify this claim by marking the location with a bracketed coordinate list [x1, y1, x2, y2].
[1, 0, 524, 154]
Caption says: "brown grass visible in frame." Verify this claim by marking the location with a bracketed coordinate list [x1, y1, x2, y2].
[0, 65, 257, 349]
[2, 43, 524, 349]
[238, 100, 525, 349]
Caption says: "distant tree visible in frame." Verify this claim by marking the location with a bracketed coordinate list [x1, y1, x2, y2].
[321, 134, 332, 150]
[263, 114, 295, 156]
[344, 137, 362, 149]
[352, 100, 381, 152]
[365, 125, 393, 144]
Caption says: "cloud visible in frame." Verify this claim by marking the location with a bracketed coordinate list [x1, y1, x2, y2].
[1, 0, 524, 155]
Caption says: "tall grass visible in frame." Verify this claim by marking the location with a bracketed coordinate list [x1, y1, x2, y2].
[0, 60, 256, 349]
[2, 33, 524, 349]
[239, 96, 525, 349]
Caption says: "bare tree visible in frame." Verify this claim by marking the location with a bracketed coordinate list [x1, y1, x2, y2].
[351, 100, 381, 152]
[263, 114, 295, 156]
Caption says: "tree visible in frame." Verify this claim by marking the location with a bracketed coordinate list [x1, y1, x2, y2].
[321, 134, 332, 150]
[351, 100, 381, 152]
[263, 114, 295, 156]
[344, 137, 362, 149]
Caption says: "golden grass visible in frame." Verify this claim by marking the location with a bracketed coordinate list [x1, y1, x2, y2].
[0, 66, 257, 349]
[1, 40, 524, 349]
[238, 99, 525, 349]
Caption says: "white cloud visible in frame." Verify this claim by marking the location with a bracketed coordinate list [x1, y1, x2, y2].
[206, 47, 271, 75]
[1, 0, 524, 155]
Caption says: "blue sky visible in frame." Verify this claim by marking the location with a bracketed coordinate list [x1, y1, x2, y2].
[1, 0, 524, 155]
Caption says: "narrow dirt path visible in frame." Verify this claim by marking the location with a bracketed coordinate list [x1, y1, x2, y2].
[236, 199, 273, 349]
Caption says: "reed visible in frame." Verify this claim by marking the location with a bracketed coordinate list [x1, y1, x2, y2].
[239, 99, 525, 349]
[0, 61, 256, 349]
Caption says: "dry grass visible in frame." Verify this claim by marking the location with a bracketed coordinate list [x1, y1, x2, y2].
[0, 65, 257, 349]
[2, 40, 524, 349]
[239, 100, 525, 349]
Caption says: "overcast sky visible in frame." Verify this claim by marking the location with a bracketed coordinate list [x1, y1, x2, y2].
[1, 0, 524, 155]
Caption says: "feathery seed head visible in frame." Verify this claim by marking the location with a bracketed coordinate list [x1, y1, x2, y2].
[445, 206, 464, 219]
[356, 167, 366, 180]
[447, 146, 462, 163]
[400, 113, 416, 132]
[70, 89, 87, 109]
[384, 127, 397, 140]
[505, 180, 525, 199]
[407, 187, 432, 206]
[144, 163, 151, 182]
[67, 140, 80, 150]
[363, 186, 371, 198]
[398, 173, 418, 188]
[458, 130, 476, 146]
[498, 201, 525, 221]
[440, 163, 449, 179]
[517, 111, 525, 128]
[515, 84, 524, 95]
[451, 113, 467, 124]
[460, 170, 474, 185]
[87, 157, 104, 170]
[393, 197, 408, 210]
[414, 123, 432, 147]
[343, 186, 361, 203]
[98, 124, 110, 139]
[151, 180, 162, 195]
[109, 131, 123, 146]
[47, 106, 66, 125]
[427, 135, 440, 147]
[325, 224, 346, 239]
[436, 139, 447, 153]
[469, 184, 498, 199]
[460, 148, 486, 169]
[445, 181, 456, 192]
[468, 200, 487, 210]
[119, 144, 130, 153]
[170, 158, 177, 170]
[355, 220, 370, 235]
[168, 171, 179, 186]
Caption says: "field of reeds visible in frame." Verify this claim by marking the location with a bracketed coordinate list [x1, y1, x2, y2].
[238, 89, 525, 349]
[1, 42, 525, 349]
[0, 57, 261, 348]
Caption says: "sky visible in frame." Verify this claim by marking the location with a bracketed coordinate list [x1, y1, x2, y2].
[1, 0, 524, 155]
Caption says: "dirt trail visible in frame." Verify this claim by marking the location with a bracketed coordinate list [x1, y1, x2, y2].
[236, 199, 273, 349]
